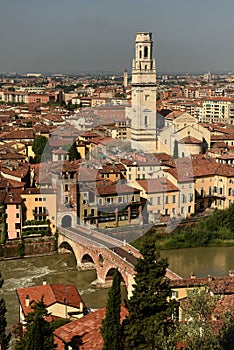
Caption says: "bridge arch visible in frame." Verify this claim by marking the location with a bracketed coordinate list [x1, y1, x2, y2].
[81, 253, 95, 264]
[104, 267, 128, 299]
[61, 214, 73, 228]
[59, 241, 75, 254]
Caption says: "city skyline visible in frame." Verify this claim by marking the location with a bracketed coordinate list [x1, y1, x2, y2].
[1, 0, 234, 74]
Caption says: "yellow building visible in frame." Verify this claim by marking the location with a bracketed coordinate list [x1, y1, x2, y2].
[21, 188, 57, 234]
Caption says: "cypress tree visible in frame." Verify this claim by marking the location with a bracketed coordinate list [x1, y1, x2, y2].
[15, 297, 56, 350]
[101, 269, 123, 350]
[68, 142, 81, 161]
[0, 272, 11, 350]
[122, 236, 176, 349]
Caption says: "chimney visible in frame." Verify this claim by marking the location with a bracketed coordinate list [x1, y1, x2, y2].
[208, 274, 213, 282]
[43, 280, 47, 285]
[80, 301, 83, 313]
[25, 294, 30, 307]
[190, 273, 196, 279]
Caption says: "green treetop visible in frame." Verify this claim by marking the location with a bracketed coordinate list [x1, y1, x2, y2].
[101, 269, 123, 350]
[122, 237, 176, 349]
[15, 297, 56, 350]
[0, 272, 11, 350]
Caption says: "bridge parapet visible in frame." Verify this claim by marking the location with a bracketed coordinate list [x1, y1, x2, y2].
[58, 227, 135, 275]
[74, 224, 142, 258]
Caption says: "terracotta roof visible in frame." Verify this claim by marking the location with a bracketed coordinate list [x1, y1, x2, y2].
[93, 181, 140, 196]
[22, 187, 55, 195]
[0, 129, 34, 140]
[137, 178, 178, 194]
[16, 284, 85, 317]
[178, 136, 201, 144]
[54, 305, 128, 350]
[170, 275, 234, 294]
[4, 188, 23, 204]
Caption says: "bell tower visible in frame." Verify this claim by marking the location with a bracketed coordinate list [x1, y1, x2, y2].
[131, 32, 157, 152]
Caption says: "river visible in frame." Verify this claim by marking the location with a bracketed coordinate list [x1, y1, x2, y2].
[1, 246, 234, 348]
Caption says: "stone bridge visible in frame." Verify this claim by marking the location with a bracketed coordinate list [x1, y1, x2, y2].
[58, 225, 181, 297]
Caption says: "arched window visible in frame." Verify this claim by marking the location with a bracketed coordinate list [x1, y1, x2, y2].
[144, 46, 148, 58]
[139, 50, 142, 59]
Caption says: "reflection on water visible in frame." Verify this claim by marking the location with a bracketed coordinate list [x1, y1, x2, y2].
[161, 246, 234, 278]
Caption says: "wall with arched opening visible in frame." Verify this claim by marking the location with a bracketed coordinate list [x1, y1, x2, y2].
[61, 214, 73, 228]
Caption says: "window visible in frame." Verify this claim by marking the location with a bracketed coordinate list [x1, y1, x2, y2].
[131, 195, 135, 202]
[172, 195, 176, 203]
[107, 197, 113, 205]
[84, 209, 87, 217]
[144, 46, 148, 58]
[128, 175, 132, 181]
[149, 197, 153, 205]
[189, 193, 193, 202]
[165, 196, 169, 204]
[16, 213, 19, 218]
[65, 184, 69, 192]
[16, 204, 19, 209]
[98, 198, 103, 205]
[43, 198, 46, 201]
[157, 197, 161, 205]
[118, 196, 124, 203]
[144, 116, 148, 126]
[35, 198, 38, 201]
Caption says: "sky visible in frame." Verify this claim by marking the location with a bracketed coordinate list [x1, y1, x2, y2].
[1, 0, 234, 74]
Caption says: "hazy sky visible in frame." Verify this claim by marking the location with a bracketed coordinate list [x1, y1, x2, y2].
[1, 0, 234, 74]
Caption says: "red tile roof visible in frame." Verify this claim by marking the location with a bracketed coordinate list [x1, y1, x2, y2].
[137, 178, 178, 194]
[17, 284, 85, 317]
[54, 305, 128, 350]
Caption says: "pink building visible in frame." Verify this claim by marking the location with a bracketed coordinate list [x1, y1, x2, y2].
[5, 189, 22, 239]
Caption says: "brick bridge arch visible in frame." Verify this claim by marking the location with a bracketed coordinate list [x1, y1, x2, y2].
[58, 233, 135, 296]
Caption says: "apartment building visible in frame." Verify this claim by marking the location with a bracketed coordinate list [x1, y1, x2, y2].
[192, 155, 234, 211]
[202, 97, 234, 123]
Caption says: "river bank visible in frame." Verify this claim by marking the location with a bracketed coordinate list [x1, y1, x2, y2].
[0, 236, 56, 258]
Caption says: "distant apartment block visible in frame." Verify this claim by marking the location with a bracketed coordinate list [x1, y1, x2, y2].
[202, 98, 234, 123]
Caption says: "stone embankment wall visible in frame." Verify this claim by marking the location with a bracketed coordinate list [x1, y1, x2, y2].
[0, 237, 56, 259]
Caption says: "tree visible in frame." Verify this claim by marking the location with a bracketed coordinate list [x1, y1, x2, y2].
[62, 142, 81, 161]
[101, 269, 123, 350]
[0, 272, 11, 350]
[218, 311, 234, 349]
[32, 136, 49, 163]
[173, 140, 179, 159]
[68, 142, 81, 161]
[122, 236, 176, 349]
[15, 297, 56, 350]
[175, 287, 220, 350]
